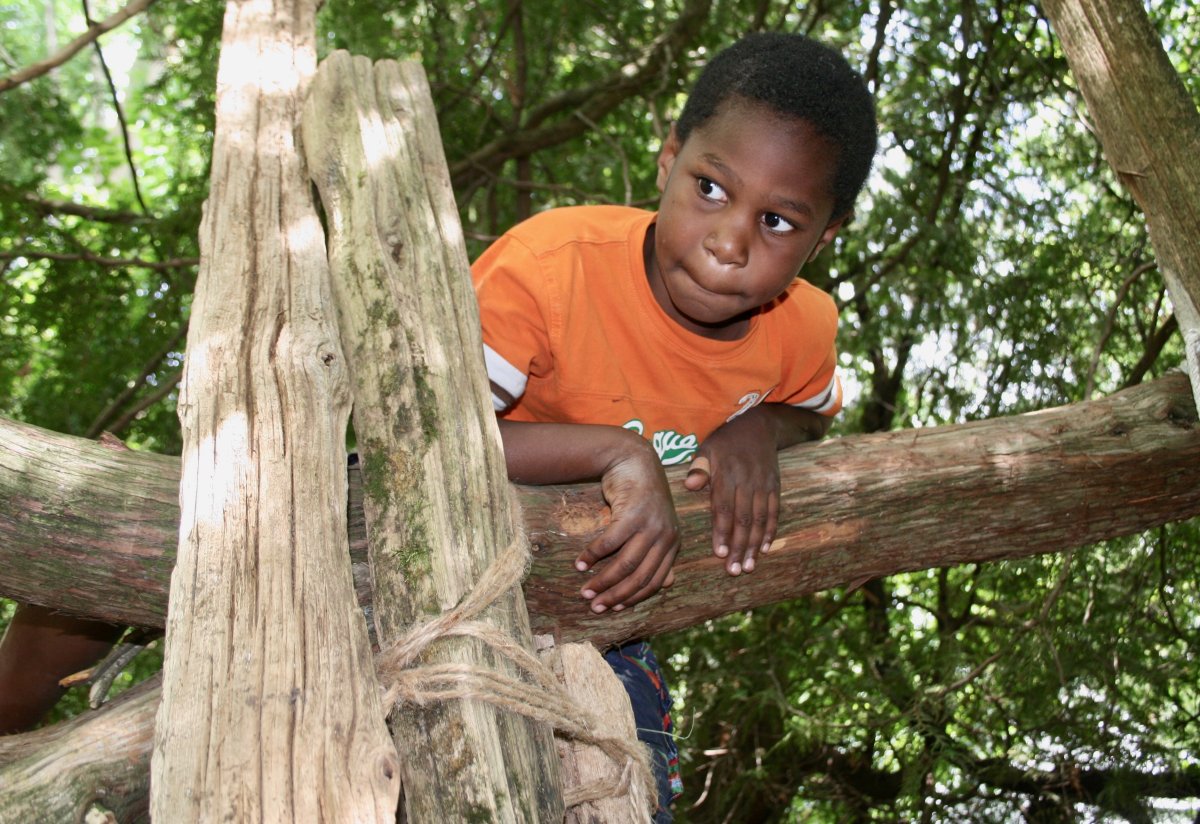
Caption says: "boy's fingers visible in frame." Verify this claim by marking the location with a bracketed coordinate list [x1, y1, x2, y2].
[760, 491, 781, 557]
[683, 455, 712, 491]
[738, 487, 781, 573]
[726, 487, 755, 574]
[576, 521, 633, 571]
[580, 530, 652, 599]
[607, 546, 678, 612]
[586, 541, 676, 612]
[743, 488, 772, 571]
[710, 496, 733, 559]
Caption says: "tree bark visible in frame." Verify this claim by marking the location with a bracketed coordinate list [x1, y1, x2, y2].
[3, 372, 1197, 648]
[149, 2, 398, 820]
[1042, 0, 1200, 407]
[0, 677, 157, 824]
[546, 642, 653, 823]
[302, 52, 561, 822]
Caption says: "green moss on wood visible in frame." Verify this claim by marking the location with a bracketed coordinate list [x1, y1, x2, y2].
[406, 329, 439, 446]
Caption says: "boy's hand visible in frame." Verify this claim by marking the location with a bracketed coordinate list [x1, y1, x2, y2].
[684, 409, 780, 576]
[574, 443, 680, 613]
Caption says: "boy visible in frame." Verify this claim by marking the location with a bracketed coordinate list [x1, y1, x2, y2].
[472, 31, 877, 820]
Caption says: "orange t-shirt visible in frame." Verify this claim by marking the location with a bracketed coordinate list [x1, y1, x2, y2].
[471, 205, 842, 467]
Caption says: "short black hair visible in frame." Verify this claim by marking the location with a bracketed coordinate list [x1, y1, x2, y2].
[675, 32, 878, 218]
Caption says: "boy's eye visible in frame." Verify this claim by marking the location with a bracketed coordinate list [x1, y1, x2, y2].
[762, 212, 798, 234]
[697, 176, 728, 203]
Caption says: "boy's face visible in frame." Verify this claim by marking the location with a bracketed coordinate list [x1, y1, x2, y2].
[648, 98, 845, 340]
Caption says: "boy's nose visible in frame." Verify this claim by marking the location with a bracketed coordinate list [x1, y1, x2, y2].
[703, 217, 750, 267]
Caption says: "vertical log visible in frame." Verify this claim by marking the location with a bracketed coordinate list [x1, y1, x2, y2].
[1042, 0, 1200, 403]
[150, 5, 399, 821]
[545, 642, 654, 824]
[302, 52, 562, 821]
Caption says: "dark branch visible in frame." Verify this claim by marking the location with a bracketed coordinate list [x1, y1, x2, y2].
[0, 0, 158, 94]
[85, 324, 186, 438]
[0, 250, 198, 271]
[447, 0, 711, 192]
[83, 0, 149, 214]
[1123, 312, 1179, 389]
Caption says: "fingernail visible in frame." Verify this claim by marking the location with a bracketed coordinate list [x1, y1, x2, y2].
[582, 589, 595, 599]
[761, 541, 773, 554]
[716, 544, 729, 558]
[591, 603, 608, 614]
[575, 560, 589, 571]
[729, 562, 741, 575]
[744, 557, 755, 572]
[612, 604, 625, 612]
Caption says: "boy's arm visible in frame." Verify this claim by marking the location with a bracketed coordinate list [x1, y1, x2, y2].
[497, 418, 681, 613]
[684, 403, 832, 576]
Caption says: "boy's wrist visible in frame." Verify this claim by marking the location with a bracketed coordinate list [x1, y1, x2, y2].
[601, 425, 662, 476]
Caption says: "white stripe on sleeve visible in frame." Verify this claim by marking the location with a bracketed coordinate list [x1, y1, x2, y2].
[793, 370, 842, 415]
[484, 344, 527, 411]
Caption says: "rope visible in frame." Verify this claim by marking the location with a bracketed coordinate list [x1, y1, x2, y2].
[375, 526, 656, 819]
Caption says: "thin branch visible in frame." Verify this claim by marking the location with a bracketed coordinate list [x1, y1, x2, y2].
[1084, 260, 1158, 399]
[863, 0, 894, 92]
[102, 369, 181, 436]
[1122, 312, 1179, 389]
[0, 0, 158, 94]
[83, 0, 149, 214]
[448, 0, 710, 192]
[0, 249, 198, 271]
[931, 651, 1002, 698]
[573, 110, 633, 205]
[16, 191, 152, 225]
[85, 323, 187, 439]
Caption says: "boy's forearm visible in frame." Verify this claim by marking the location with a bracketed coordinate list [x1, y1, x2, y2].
[749, 403, 833, 449]
[496, 418, 657, 485]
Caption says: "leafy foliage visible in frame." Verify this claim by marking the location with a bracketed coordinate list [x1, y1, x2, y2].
[1, 0, 1197, 819]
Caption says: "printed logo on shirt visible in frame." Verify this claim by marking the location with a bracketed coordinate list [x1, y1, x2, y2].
[727, 387, 776, 422]
[623, 419, 699, 466]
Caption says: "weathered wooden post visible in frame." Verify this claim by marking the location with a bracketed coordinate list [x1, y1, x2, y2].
[303, 52, 564, 821]
[150, 1, 399, 820]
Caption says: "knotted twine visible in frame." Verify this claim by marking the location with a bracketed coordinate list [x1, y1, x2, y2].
[375, 525, 657, 815]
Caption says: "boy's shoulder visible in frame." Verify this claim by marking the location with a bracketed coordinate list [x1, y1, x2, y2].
[766, 277, 840, 340]
[507, 204, 653, 251]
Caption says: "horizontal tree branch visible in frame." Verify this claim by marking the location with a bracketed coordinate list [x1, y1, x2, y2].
[2, 187, 152, 225]
[1, 372, 1197, 648]
[0, 0, 158, 94]
[0, 249, 198, 271]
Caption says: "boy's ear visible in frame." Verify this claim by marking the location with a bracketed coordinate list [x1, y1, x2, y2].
[807, 211, 851, 263]
[656, 125, 681, 192]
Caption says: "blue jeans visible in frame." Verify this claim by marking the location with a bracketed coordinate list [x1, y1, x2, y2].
[604, 641, 680, 823]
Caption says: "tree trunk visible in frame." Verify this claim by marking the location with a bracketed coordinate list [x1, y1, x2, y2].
[0, 677, 156, 823]
[302, 52, 561, 822]
[2, 372, 1196, 647]
[149, 2, 398, 820]
[1042, 0, 1200, 406]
